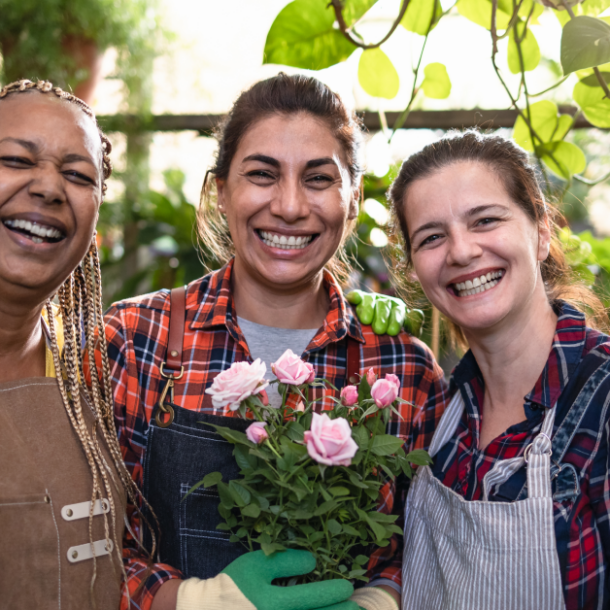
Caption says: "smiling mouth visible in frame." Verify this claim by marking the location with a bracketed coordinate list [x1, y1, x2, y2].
[452, 270, 504, 297]
[257, 230, 316, 251]
[3, 219, 66, 244]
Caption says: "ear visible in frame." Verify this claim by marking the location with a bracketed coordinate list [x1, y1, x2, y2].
[347, 180, 362, 221]
[537, 213, 552, 262]
[215, 176, 226, 213]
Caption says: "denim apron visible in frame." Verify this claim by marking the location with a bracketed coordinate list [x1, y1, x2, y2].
[142, 287, 361, 580]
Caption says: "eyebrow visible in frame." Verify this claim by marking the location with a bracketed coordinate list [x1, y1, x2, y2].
[0, 137, 97, 167]
[241, 154, 337, 170]
[410, 203, 509, 242]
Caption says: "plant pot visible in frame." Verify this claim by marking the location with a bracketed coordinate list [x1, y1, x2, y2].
[0, 34, 103, 104]
[60, 35, 103, 104]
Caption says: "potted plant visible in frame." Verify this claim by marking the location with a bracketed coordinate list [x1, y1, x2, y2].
[0, 0, 158, 102]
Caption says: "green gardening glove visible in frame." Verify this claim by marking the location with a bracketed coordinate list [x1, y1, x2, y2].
[347, 290, 424, 337]
[176, 549, 360, 610]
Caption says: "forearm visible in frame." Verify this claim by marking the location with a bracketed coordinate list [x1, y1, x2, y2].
[151, 580, 181, 610]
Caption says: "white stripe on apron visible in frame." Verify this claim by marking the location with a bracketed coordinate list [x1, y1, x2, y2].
[402, 392, 566, 610]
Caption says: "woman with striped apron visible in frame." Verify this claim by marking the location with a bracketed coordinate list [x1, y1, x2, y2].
[387, 131, 610, 609]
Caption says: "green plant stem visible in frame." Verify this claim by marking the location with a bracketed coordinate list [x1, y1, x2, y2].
[530, 75, 570, 96]
[573, 170, 610, 186]
[330, 0, 411, 49]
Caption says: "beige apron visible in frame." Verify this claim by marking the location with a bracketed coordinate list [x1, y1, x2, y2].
[0, 378, 126, 609]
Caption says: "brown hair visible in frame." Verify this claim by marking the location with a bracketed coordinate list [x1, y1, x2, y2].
[0, 80, 157, 600]
[388, 129, 607, 333]
[198, 73, 364, 282]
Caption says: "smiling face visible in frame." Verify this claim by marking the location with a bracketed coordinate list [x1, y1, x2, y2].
[0, 92, 102, 307]
[216, 112, 359, 292]
[404, 161, 551, 335]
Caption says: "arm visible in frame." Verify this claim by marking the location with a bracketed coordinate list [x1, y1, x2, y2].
[100, 307, 184, 610]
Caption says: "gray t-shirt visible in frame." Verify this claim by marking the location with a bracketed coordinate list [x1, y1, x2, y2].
[237, 316, 318, 409]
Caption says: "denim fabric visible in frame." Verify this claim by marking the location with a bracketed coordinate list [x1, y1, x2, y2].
[143, 404, 250, 579]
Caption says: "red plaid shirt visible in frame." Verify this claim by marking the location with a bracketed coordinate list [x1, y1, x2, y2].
[431, 302, 610, 610]
[100, 260, 447, 609]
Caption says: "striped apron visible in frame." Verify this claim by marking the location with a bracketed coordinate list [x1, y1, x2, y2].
[401, 392, 566, 610]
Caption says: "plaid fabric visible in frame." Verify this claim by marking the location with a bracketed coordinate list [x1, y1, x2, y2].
[432, 302, 610, 610]
[100, 260, 447, 609]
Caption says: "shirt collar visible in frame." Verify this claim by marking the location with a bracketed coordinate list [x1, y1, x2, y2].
[451, 301, 587, 411]
[190, 258, 364, 351]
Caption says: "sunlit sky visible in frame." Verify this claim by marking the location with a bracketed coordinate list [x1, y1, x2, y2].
[88, 0, 610, 232]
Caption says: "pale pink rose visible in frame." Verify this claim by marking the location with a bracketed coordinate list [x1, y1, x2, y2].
[205, 359, 269, 411]
[246, 421, 269, 444]
[340, 385, 359, 407]
[271, 349, 315, 385]
[371, 377, 399, 408]
[295, 400, 305, 412]
[386, 374, 401, 392]
[366, 368, 377, 386]
[259, 389, 269, 406]
[303, 412, 358, 467]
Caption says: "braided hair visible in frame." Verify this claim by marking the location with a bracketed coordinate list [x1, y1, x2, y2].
[0, 80, 158, 602]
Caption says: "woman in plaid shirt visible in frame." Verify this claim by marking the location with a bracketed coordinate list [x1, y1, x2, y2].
[101, 74, 447, 610]
[390, 130, 610, 610]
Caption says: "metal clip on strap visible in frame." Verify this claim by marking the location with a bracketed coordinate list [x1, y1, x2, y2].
[155, 286, 186, 428]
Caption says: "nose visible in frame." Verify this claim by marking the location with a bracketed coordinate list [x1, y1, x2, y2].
[269, 177, 310, 223]
[28, 163, 66, 206]
[446, 228, 483, 267]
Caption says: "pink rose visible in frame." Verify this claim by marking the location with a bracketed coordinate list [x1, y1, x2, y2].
[366, 368, 377, 386]
[340, 385, 359, 407]
[246, 421, 268, 444]
[303, 412, 358, 467]
[271, 349, 315, 385]
[371, 377, 399, 408]
[205, 359, 269, 411]
[295, 400, 305, 412]
[386, 374, 400, 391]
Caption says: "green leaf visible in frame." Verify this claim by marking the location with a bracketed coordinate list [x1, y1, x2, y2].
[343, 524, 361, 536]
[234, 445, 257, 471]
[402, 0, 442, 35]
[285, 421, 305, 442]
[512, 100, 563, 151]
[366, 516, 388, 541]
[507, 21, 541, 74]
[561, 16, 610, 74]
[358, 375, 372, 404]
[314, 500, 339, 516]
[573, 79, 610, 126]
[352, 426, 370, 449]
[518, 0, 544, 23]
[183, 470, 223, 500]
[421, 63, 451, 99]
[229, 480, 251, 507]
[242, 503, 261, 519]
[342, 0, 378, 26]
[264, 0, 357, 70]
[406, 448, 433, 466]
[358, 48, 400, 99]
[457, 0, 511, 30]
[539, 141, 587, 179]
[327, 519, 342, 535]
[217, 482, 235, 508]
[367, 511, 399, 523]
[370, 434, 405, 456]
[329, 486, 351, 497]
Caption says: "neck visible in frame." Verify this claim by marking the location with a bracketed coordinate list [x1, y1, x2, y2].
[463, 290, 557, 414]
[0, 298, 46, 382]
[231, 263, 329, 330]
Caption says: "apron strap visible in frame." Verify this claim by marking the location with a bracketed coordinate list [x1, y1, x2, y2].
[346, 337, 360, 386]
[482, 407, 555, 501]
[166, 286, 186, 371]
[429, 391, 467, 458]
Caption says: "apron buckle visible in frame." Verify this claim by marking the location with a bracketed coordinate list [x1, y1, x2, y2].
[155, 362, 184, 428]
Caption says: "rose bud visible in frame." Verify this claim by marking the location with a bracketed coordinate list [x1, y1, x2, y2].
[340, 385, 359, 407]
[366, 368, 377, 386]
[246, 421, 269, 444]
[371, 378, 399, 408]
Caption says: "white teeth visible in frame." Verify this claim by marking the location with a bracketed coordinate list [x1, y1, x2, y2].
[453, 270, 504, 297]
[259, 231, 314, 251]
[3, 219, 64, 242]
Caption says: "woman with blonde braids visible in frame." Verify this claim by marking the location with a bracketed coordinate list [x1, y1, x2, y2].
[0, 79, 148, 608]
